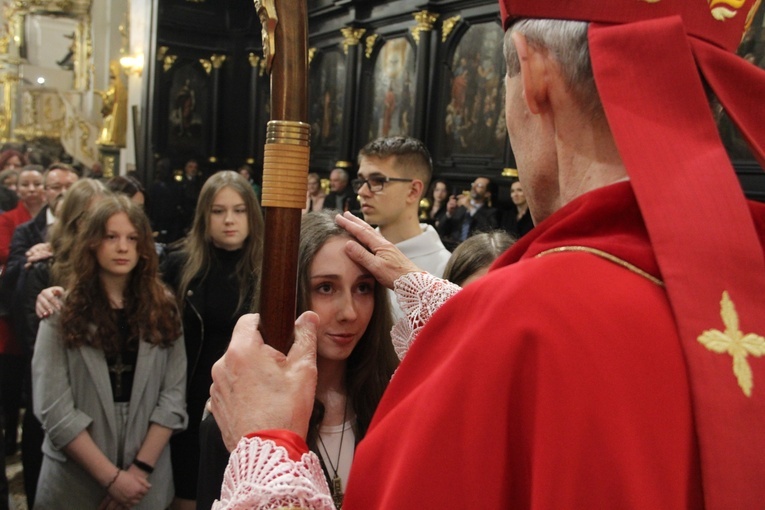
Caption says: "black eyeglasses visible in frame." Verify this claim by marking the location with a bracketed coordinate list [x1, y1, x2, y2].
[351, 176, 413, 193]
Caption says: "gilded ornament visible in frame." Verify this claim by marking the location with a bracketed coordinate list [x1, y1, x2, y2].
[253, 0, 278, 74]
[163, 54, 177, 73]
[210, 54, 226, 69]
[157, 46, 169, 61]
[249, 52, 261, 68]
[199, 58, 212, 75]
[365, 34, 378, 59]
[78, 120, 94, 160]
[411, 10, 439, 44]
[308, 47, 316, 65]
[441, 15, 461, 42]
[340, 27, 366, 55]
[697, 291, 765, 397]
[414, 10, 439, 30]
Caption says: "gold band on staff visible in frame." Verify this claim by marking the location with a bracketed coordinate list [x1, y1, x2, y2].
[261, 120, 311, 209]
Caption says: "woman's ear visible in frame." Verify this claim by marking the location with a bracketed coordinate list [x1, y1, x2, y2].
[511, 32, 550, 115]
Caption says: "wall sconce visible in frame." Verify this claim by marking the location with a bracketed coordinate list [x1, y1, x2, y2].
[119, 54, 144, 76]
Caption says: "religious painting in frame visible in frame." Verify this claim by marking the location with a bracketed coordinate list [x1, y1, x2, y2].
[166, 60, 208, 159]
[309, 49, 346, 151]
[716, 0, 764, 164]
[368, 37, 416, 140]
[443, 21, 506, 160]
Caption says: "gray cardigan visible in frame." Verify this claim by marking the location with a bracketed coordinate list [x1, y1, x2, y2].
[32, 314, 187, 509]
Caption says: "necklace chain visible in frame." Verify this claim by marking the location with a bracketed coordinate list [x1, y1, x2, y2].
[317, 402, 349, 509]
[317, 402, 348, 478]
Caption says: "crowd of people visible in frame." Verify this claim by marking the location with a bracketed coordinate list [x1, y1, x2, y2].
[0, 136, 514, 509]
[306, 164, 535, 253]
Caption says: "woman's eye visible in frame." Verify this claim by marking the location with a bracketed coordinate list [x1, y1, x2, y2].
[357, 282, 374, 294]
[235, 207, 247, 214]
[315, 283, 333, 294]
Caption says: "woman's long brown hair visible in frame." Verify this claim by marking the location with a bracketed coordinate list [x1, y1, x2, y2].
[60, 195, 181, 352]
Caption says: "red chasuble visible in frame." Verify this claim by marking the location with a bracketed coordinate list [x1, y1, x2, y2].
[343, 181, 765, 508]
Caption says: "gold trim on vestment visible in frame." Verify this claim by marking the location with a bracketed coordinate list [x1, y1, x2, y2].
[535, 245, 664, 287]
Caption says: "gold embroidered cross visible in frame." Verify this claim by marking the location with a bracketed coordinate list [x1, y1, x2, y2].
[698, 291, 765, 397]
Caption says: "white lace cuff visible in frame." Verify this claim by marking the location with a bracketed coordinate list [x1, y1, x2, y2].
[391, 272, 461, 360]
[213, 436, 335, 510]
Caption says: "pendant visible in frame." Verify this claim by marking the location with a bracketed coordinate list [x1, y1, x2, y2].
[332, 475, 344, 509]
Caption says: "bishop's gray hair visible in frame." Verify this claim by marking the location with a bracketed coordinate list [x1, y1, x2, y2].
[504, 19, 602, 119]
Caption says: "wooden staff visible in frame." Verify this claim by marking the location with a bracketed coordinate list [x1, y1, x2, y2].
[254, 0, 309, 354]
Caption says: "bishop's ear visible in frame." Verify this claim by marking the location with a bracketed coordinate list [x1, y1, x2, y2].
[511, 31, 550, 115]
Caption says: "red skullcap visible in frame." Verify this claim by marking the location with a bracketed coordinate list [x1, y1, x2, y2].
[499, 1, 765, 509]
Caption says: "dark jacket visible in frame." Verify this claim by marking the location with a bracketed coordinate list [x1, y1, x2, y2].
[0, 207, 48, 317]
[161, 251, 205, 394]
[437, 204, 499, 245]
[501, 206, 534, 239]
[323, 187, 360, 214]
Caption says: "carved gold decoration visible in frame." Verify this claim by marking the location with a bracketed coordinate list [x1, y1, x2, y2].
[60, 91, 97, 167]
[249, 52, 261, 68]
[102, 153, 116, 178]
[365, 34, 378, 59]
[411, 10, 439, 44]
[502, 167, 518, 178]
[78, 119, 95, 161]
[308, 47, 316, 65]
[210, 54, 226, 69]
[441, 15, 461, 42]
[118, 11, 129, 55]
[163, 54, 177, 72]
[13, 87, 67, 141]
[340, 27, 366, 55]
[0, 54, 21, 137]
[199, 59, 212, 74]
[158, 46, 170, 61]
[259, 57, 267, 76]
[209, 156, 217, 163]
[254, 0, 278, 74]
[15, 0, 92, 16]
[698, 291, 765, 397]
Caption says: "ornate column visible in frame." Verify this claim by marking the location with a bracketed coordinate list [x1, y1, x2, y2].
[340, 26, 365, 162]
[0, 2, 23, 143]
[410, 10, 438, 142]
[0, 57, 21, 143]
[203, 54, 226, 163]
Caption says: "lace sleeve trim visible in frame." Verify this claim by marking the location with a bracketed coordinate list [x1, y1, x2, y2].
[390, 272, 461, 360]
[213, 436, 335, 510]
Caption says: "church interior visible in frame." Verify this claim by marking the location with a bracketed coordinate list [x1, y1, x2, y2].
[2, 0, 763, 205]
